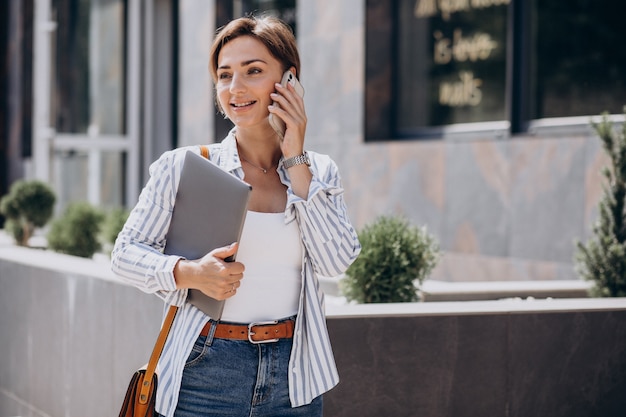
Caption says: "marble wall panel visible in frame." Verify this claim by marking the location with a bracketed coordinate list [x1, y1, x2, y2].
[582, 137, 611, 242]
[508, 310, 626, 417]
[386, 141, 447, 240]
[325, 315, 508, 417]
[443, 139, 511, 257]
[341, 140, 448, 239]
[431, 251, 578, 282]
[509, 137, 587, 263]
[352, 145, 392, 227]
[325, 310, 626, 417]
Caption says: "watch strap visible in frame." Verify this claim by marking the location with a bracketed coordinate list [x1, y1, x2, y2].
[283, 152, 310, 169]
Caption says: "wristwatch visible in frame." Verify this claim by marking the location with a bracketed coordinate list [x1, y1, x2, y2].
[282, 152, 311, 169]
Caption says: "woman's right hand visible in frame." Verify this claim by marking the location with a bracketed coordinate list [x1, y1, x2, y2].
[173, 242, 244, 300]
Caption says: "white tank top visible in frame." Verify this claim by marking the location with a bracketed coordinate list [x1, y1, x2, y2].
[220, 211, 303, 323]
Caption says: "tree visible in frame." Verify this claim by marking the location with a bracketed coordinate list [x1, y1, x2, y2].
[575, 109, 626, 297]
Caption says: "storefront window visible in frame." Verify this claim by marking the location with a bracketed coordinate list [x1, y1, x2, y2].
[532, 0, 626, 119]
[397, 0, 509, 132]
[366, 0, 625, 141]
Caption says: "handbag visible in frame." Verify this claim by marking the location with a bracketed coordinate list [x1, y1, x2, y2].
[118, 305, 178, 417]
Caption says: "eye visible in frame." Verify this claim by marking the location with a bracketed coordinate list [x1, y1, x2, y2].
[247, 67, 262, 75]
[218, 72, 232, 80]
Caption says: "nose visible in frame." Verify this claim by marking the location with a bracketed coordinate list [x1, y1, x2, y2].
[229, 73, 246, 94]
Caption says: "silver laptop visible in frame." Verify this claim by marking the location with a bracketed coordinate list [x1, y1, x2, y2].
[164, 150, 251, 319]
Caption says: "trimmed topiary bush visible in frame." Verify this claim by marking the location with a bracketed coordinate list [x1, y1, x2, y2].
[47, 202, 104, 258]
[0, 180, 56, 246]
[342, 215, 440, 303]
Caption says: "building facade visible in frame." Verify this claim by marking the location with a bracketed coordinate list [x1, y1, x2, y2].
[1, 0, 624, 281]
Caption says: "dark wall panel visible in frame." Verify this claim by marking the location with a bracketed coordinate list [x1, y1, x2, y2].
[326, 310, 626, 417]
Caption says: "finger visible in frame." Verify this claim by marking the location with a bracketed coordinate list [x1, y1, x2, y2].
[272, 84, 304, 110]
[210, 242, 238, 261]
[269, 94, 305, 132]
[222, 280, 241, 297]
[202, 278, 241, 300]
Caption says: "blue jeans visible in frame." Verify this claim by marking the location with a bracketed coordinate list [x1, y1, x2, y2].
[169, 324, 323, 417]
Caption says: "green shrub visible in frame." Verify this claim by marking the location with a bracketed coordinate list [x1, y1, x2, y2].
[342, 215, 440, 303]
[0, 180, 56, 246]
[47, 202, 104, 258]
[575, 109, 626, 297]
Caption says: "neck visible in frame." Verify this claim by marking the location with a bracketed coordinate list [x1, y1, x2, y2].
[235, 131, 281, 171]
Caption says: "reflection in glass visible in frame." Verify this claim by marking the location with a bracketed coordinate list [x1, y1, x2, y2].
[52, 0, 126, 135]
[397, 0, 508, 131]
[533, 0, 626, 118]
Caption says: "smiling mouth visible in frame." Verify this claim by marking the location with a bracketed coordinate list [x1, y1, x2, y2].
[231, 101, 256, 108]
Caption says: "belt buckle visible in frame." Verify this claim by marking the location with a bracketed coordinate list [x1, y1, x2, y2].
[248, 320, 279, 344]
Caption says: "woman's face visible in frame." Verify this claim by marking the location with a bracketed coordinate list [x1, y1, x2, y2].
[215, 35, 284, 129]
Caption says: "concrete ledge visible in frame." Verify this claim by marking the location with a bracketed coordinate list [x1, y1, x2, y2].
[420, 279, 592, 301]
[320, 275, 592, 302]
[0, 233, 119, 283]
[327, 297, 626, 318]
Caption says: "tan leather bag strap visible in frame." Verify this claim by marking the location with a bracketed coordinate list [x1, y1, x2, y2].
[138, 146, 209, 404]
[139, 304, 178, 404]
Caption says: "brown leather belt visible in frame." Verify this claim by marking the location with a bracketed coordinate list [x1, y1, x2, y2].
[200, 319, 295, 344]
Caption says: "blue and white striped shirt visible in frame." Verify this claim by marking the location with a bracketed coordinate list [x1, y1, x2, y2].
[111, 131, 361, 416]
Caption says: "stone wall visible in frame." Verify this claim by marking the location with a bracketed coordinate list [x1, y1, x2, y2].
[2, 245, 625, 417]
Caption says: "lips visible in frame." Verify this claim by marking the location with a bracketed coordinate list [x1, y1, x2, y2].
[231, 100, 256, 108]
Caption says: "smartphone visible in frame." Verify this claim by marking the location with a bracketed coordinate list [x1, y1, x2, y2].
[269, 70, 305, 139]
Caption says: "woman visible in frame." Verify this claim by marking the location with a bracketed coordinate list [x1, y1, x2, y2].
[111, 15, 361, 417]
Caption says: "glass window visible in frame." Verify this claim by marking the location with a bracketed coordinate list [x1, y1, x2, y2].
[366, 0, 626, 140]
[532, 0, 626, 119]
[398, 0, 509, 132]
[52, 149, 126, 210]
[51, 0, 126, 135]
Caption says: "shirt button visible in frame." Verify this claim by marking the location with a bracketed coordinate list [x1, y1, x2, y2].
[292, 368, 298, 374]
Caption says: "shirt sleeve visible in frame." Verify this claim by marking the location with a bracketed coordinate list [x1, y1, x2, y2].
[110, 149, 188, 306]
[286, 155, 361, 277]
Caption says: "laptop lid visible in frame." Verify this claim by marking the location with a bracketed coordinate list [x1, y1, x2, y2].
[164, 150, 251, 319]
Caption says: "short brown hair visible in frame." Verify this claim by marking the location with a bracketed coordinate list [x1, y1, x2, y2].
[209, 15, 301, 83]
